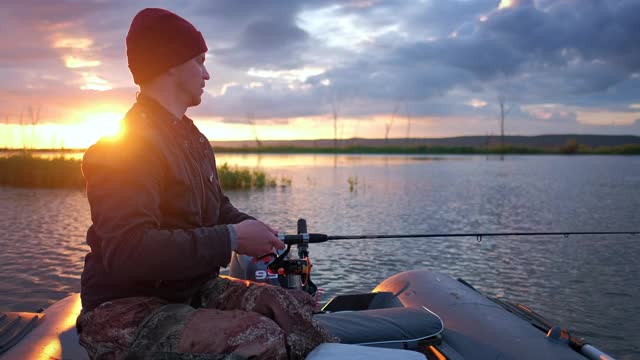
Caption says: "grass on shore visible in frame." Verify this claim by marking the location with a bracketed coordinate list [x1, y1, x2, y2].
[0, 153, 85, 188]
[0, 153, 288, 190]
[217, 163, 286, 190]
[213, 143, 640, 155]
[1, 141, 638, 188]
[3, 141, 639, 156]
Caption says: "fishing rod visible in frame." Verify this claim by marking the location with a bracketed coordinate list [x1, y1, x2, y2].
[279, 231, 640, 245]
[260, 221, 625, 360]
[267, 219, 638, 296]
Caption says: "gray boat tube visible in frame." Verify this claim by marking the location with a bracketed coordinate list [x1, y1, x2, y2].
[373, 269, 616, 360]
[581, 344, 616, 360]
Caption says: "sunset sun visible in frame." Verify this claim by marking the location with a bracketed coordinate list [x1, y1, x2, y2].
[60, 110, 125, 147]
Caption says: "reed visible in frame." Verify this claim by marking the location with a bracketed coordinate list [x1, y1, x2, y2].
[0, 153, 288, 190]
[0, 153, 84, 188]
[348, 176, 358, 192]
[586, 144, 640, 155]
[217, 163, 281, 190]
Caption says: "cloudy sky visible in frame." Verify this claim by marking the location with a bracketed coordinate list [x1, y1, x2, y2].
[1, 0, 639, 148]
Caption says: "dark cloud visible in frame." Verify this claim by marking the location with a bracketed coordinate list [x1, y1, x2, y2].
[479, 0, 640, 72]
[191, 0, 302, 22]
[1, 0, 638, 135]
[1, 0, 112, 24]
[314, 59, 474, 103]
[240, 20, 309, 52]
[300, 0, 639, 125]
[194, 83, 323, 120]
[212, 19, 310, 69]
[563, 77, 640, 110]
[406, 0, 497, 37]
[400, 38, 526, 79]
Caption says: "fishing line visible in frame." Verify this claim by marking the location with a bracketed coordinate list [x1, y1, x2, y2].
[280, 231, 640, 245]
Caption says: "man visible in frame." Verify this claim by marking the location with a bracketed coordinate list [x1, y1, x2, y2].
[76, 8, 336, 359]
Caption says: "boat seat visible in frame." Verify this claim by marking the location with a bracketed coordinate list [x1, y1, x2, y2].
[306, 343, 426, 359]
[314, 306, 443, 349]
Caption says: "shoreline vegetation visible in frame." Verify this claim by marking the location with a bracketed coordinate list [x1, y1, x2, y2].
[1, 137, 638, 189]
[211, 143, 640, 155]
[207, 134, 640, 155]
[0, 152, 289, 190]
[2, 134, 640, 156]
[1, 142, 640, 157]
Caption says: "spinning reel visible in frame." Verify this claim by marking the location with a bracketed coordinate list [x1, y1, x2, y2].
[265, 218, 319, 296]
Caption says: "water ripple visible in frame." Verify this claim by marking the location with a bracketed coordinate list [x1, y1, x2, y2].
[1, 155, 639, 358]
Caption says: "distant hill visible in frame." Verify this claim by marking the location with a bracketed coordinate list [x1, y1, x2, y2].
[211, 134, 640, 150]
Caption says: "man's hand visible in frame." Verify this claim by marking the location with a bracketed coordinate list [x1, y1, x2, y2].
[261, 222, 279, 236]
[233, 220, 285, 258]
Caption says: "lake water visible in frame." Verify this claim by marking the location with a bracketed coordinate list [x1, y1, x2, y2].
[1, 154, 639, 358]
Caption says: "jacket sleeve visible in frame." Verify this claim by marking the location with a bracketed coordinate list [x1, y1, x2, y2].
[217, 178, 256, 224]
[82, 138, 232, 281]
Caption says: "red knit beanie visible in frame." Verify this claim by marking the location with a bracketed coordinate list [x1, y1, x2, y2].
[126, 8, 208, 85]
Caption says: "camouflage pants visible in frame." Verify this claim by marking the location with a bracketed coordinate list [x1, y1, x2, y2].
[76, 277, 338, 360]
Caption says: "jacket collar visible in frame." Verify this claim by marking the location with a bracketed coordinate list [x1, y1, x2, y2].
[133, 92, 198, 140]
[135, 92, 184, 124]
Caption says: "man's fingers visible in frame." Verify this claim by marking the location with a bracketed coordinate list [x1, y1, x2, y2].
[272, 237, 286, 250]
[262, 222, 278, 235]
[235, 220, 285, 257]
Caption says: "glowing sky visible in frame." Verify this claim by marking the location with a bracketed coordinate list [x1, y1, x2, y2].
[1, 0, 639, 148]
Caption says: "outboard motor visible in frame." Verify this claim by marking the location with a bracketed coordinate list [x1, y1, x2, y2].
[229, 218, 318, 296]
[228, 251, 281, 285]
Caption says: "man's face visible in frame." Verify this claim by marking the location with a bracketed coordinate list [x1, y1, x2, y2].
[173, 53, 210, 107]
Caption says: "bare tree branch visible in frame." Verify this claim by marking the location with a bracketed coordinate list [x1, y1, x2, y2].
[246, 112, 262, 148]
[385, 103, 400, 143]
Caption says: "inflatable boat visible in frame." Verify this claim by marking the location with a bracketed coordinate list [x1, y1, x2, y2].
[0, 269, 616, 359]
[1, 220, 617, 359]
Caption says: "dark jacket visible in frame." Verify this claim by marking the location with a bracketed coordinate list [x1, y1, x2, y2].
[80, 94, 252, 311]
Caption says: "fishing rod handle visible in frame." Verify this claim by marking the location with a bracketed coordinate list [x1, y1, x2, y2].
[280, 233, 328, 245]
[297, 219, 308, 234]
